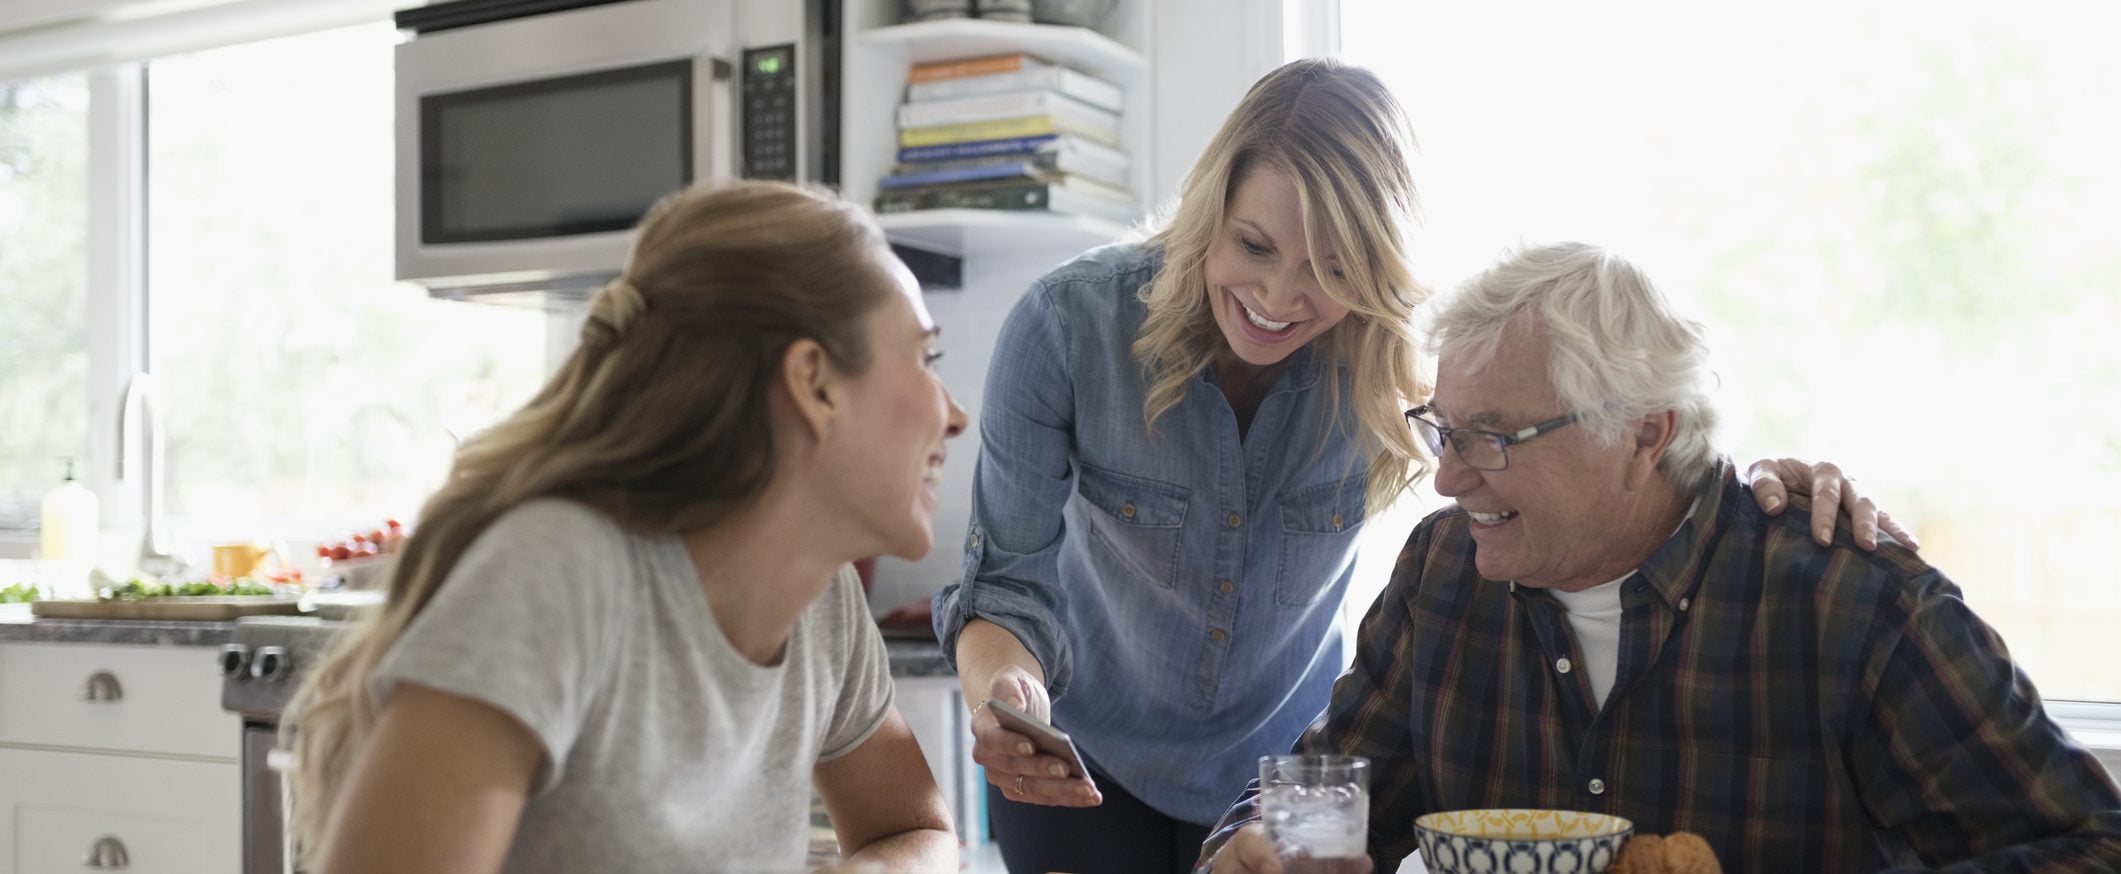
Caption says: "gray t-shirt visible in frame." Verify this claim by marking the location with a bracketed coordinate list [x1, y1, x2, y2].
[372, 499, 894, 873]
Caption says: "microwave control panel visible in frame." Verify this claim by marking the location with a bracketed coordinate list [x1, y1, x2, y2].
[741, 44, 798, 180]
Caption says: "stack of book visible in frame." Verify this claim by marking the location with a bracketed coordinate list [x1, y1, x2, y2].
[874, 53, 1136, 226]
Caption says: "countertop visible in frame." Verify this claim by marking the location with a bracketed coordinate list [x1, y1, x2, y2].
[0, 608, 953, 677]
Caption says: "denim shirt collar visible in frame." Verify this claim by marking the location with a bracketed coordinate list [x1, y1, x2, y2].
[1198, 338, 1330, 394]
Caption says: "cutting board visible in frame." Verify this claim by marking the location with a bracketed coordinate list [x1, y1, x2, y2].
[31, 597, 306, 621]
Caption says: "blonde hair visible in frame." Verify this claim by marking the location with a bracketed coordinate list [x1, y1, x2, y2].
[284, 180, 895, 862]
[1430, 242, 1721, 492]
[1133, 58, 1431, 512]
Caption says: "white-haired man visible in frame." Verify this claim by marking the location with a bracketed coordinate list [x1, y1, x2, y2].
[1202, 242, 2121, 873]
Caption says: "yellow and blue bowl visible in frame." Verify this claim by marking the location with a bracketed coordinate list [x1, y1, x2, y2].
[1413, 808, 1634, 874]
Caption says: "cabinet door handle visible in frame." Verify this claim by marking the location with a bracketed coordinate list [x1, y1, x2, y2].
[82, 834, 130, 869]
[79, 670, 124, 702]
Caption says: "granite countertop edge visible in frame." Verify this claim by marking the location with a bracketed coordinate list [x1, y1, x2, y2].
[0, 616, 954, 677]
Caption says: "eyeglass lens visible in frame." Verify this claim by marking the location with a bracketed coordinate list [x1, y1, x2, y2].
[1411, 416, 1506, 470]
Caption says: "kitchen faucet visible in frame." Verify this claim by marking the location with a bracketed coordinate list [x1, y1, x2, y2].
[118, 372, 187, 579]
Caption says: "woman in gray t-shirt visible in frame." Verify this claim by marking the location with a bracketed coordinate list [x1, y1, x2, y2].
[286, 180, 968, 873]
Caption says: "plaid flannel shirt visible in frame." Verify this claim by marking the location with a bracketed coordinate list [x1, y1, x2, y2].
[1202, 458, 2121, 873]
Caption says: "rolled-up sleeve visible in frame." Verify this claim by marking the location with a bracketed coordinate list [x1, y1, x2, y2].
[932, 279, 1083, 697]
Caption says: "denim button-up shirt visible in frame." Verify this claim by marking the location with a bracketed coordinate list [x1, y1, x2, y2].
[932, 243, 1372, 825]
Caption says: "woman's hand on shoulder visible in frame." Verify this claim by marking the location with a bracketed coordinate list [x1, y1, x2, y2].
[969, 667, 1101, 808]
[1745, 457, 1919, 552]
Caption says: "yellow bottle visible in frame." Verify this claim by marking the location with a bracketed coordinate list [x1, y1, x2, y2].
[40, 457, 99, 564]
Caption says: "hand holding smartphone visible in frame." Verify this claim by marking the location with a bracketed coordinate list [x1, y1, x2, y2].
[986, 699, 1093, 782]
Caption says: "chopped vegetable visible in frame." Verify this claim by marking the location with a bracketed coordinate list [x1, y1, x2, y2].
[97, 578, 280, 601]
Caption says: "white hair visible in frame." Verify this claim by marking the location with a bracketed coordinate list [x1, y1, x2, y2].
[1427, 241, 1720, 492]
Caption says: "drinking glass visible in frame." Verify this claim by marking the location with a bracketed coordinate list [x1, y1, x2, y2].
[1259, 754, 1370, 873]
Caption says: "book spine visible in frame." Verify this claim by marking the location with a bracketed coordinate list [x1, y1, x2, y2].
[880, 162, 1051, 190]
[895, 134, 1061, 163]
[899, 116, 1062, 148]
[874, 182, 1054, 213]
[896, 89, 1119, 130]
[907, 67, 1125, 112]
[906, 53, 1042, 83]
[893, 150, 1129, 191]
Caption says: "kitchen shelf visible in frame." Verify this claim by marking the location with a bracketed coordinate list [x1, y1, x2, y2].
[856, 19, 1147, 82]
[878, 209, 1134, 257]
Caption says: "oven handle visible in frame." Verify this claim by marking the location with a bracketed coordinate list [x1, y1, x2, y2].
[267, 747, 298, 773]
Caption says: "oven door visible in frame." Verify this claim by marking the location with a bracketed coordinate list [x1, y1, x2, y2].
[242, 721, 290, 874]
[393, 0, 728, 295]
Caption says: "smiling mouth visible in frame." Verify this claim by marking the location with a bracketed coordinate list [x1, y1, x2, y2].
[1233, 292, 1302, 339]
[1243, 302, 1293, 331]
[1467, 509, 1519, 525]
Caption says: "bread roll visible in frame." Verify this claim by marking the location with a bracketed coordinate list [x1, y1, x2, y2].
[1609, 834, 1667, 874]
[1607, 831, 1721, 874]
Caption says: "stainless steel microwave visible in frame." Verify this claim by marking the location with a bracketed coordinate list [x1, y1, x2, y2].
[394, 0, 836, 303]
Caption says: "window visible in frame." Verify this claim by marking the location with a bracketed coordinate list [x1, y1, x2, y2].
[0, 74, 89, 531]
[1340, 2, 2121, 702]
[143, 25, 545, 542]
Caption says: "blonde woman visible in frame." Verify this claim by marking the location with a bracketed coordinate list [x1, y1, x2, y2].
[931, 57, 1909, 874]
[287, 180, 964, 873]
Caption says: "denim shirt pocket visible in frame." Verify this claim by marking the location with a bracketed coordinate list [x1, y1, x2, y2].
[1275, 471, 1369, 606]
[1074, 461, 1191, 590]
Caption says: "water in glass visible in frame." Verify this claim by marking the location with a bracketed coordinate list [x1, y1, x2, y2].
[1260, 755, 1369, 873]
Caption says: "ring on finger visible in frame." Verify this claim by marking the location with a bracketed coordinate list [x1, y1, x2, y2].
[1014, 774, 1027, 795]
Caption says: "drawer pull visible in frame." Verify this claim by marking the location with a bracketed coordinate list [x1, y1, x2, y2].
[79, 670, 124, 703]
[83, 834, 130, 869]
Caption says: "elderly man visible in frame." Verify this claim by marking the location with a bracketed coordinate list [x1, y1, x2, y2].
[1201, 242, 2121, 873]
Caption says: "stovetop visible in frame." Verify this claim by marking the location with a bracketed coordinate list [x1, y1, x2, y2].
[219, 616, 351, 720]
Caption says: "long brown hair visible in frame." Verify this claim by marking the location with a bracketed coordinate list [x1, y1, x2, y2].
[1134, 58, 1431, 511]
[284, 180, 895, 861]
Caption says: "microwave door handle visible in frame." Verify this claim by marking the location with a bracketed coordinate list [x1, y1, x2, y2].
[695, 54, 728, 183]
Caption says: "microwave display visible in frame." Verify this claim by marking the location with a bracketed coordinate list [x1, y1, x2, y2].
[421, 60, 694, 243]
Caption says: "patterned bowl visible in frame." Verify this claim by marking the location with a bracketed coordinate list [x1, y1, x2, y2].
[1414, 808, 1634, 874]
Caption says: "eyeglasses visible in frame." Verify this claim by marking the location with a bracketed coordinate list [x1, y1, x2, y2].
[1404, 404, 1580, 471]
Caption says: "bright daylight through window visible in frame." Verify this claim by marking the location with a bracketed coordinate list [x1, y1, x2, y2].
[1340, 1, 2121, 702]
[0, 74, 89, 531]
[145, 24, 545, 541]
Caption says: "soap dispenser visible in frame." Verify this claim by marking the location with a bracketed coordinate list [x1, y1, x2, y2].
[40, 457, 99, 564]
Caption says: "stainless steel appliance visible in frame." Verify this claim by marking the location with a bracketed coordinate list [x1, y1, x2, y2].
[219, 617, 350, 874]
[393, 0, 839, 303]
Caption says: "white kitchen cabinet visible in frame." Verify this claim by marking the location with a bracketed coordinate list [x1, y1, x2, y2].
[0, 748, 239, 874]
[838, 0, 1154, 258]
[0, 643, 239, 873]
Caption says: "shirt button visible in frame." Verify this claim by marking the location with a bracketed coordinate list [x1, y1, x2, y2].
[1210, 628, 1228, 641]
[1556, 657, 1573, 674]
[1331, 512, 1344, 529]
[1678, 597, 1692, 612]
[968, 534, 981, 549]
[1219, 580, 1235, 594]
[1120, 502, 1137, 519]
[1588, 778, 1606, 795]
[1226, 513, 1242, 528]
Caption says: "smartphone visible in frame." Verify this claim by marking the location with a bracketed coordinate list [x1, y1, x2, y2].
[987, 699, 1093, 782]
